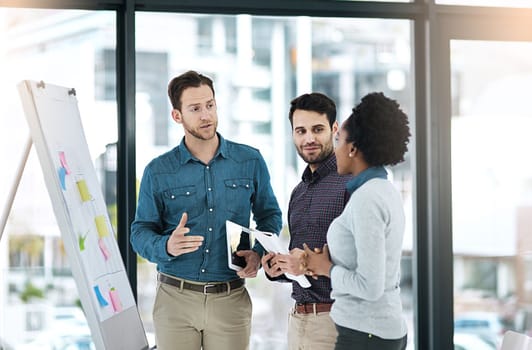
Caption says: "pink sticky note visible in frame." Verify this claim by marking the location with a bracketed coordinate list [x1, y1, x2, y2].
[109, 288, 123, 313]
[98, 238, 110, 260]
[58, 151, 71, 175]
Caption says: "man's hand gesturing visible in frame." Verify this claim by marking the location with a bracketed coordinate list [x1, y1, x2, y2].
[166, 212, 204, 257]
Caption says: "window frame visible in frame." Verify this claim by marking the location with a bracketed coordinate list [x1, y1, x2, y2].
[3, 1, 532, 349]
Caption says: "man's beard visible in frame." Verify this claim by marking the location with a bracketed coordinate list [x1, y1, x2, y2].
[297, 144, 333, 165]
[184, 121, 218, 140]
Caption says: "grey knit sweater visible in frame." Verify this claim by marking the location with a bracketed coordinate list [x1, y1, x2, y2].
[328, 178, 408, 339]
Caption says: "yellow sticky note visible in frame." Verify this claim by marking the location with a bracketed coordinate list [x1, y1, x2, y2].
[76, 179, 91, 202]
[95, 215, 110, 238]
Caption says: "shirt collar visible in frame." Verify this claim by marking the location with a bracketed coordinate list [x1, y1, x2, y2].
[346, 166, 388, 194]
[176, 132, 228, 164]
[301, 153, 337, 183]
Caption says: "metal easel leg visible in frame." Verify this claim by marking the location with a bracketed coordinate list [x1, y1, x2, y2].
[0, 135, 32, 242]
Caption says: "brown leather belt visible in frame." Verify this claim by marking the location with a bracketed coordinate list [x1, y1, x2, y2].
[158, 273, 244, 294]
[295, 302, 333, 314]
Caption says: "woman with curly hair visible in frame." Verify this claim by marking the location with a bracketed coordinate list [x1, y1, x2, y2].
[301, 92, 411, 350]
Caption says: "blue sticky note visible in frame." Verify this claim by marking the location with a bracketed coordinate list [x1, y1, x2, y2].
[94, 285, 109, 307]
[58, 167, 67, 190]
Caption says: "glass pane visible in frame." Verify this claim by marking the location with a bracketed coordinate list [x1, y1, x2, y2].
[135, 13, 414, 349]
[0, 9, 116, 349]
[451, 40, 532, 349]
[437, 0, 532, 7]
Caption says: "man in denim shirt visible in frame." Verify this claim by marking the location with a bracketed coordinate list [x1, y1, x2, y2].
[131, 70, 282, 350]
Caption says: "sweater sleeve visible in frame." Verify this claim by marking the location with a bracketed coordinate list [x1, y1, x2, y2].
[331, 191, 387, 301]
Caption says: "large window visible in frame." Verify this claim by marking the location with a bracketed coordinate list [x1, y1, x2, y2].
[134, 12, 414, 348]
[8, 2, 531, 350]
[450, 40, 532, 349]
[0, 9, 116, 349]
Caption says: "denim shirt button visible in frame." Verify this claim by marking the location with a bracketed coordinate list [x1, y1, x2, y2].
[171, 195, 175, 199]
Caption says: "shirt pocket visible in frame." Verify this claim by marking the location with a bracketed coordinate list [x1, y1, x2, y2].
[162, 185, 203, 221]
[224, 178, 254, 215]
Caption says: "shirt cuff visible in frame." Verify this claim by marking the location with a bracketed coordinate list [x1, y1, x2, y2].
[265, 272, 291, 283]
[161, 235, 177, 261]
[251, 242, 266, 258]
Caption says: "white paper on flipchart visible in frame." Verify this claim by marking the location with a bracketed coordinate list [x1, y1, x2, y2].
[226, 221, 311, 288]
[18, 80, 149, 350]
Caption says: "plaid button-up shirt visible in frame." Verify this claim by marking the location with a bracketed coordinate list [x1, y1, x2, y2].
[287, 153, 352, 304]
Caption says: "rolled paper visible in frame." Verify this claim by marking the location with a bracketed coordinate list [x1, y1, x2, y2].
[109, 288, 123, 312]
[98, 238, 110, 260]
[94, 215, 110, 238]
[94, 285, 109, 307]
[59, 151, 71, 174]
[76, 179, 91, 202]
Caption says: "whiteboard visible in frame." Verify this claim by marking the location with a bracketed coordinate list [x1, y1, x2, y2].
[18, 80, 149, 350]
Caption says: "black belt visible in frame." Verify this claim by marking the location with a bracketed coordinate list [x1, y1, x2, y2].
[158, 273, 244, 294]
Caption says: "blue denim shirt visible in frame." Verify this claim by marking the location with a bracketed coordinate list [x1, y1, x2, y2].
[131, 134, 282, 282]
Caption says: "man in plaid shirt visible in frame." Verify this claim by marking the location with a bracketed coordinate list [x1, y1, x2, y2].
[262, 93, 352, 350]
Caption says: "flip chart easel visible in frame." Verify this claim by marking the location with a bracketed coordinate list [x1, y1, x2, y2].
[12, 80, 149, 350]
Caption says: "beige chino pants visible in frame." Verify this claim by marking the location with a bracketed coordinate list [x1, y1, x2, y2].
[287, 310, 338, 350]
[153, 280, 252, 350]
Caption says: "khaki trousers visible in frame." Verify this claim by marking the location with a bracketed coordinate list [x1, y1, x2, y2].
[153, 280, 252, 350]
[287, 310, 338, 350]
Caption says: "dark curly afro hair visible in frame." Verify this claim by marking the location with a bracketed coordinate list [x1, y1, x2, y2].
[343, 92, 410, 167]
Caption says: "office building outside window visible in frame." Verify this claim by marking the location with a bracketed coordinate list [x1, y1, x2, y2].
[134, 12, 414, 349]
[0, 9, 116, 349]
[1, 8, 415, 350]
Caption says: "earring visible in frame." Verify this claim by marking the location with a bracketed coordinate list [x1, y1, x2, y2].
[348, 153, 353, 158]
